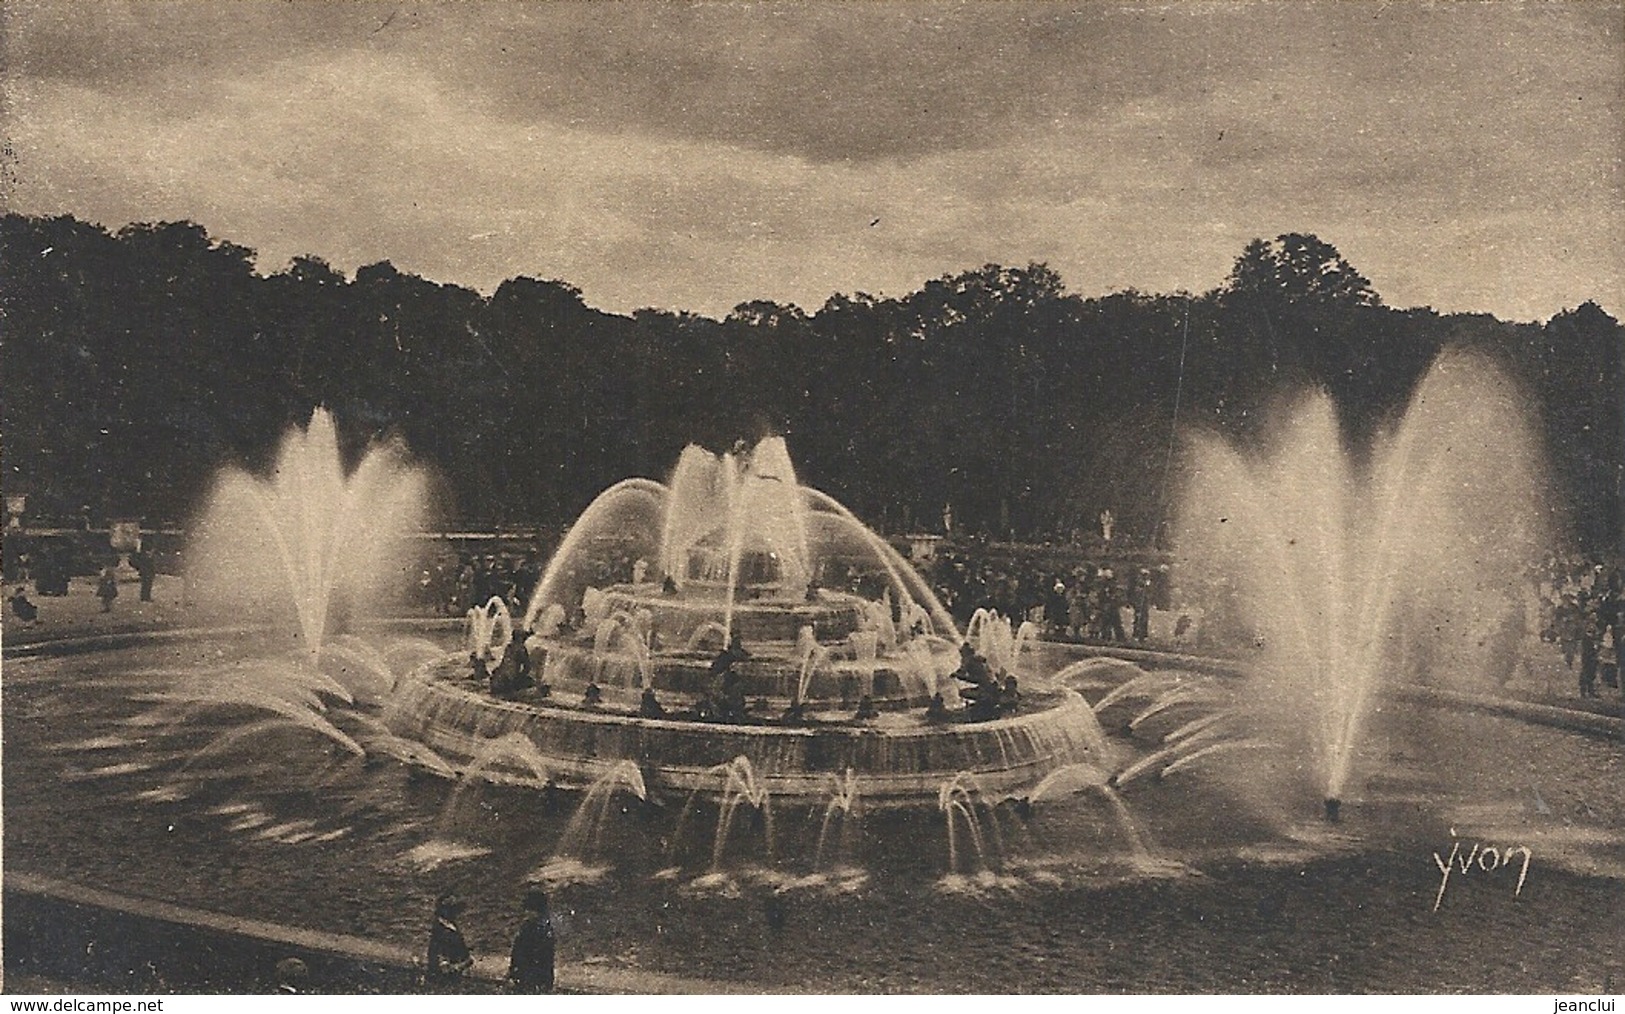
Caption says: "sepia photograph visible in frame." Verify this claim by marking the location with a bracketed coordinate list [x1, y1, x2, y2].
[1, 0, 1621, 998]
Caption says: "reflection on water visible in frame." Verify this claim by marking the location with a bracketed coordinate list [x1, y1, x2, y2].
[6, 630, 1622, 992]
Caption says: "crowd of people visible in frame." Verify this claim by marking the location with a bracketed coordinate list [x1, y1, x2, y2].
[419, 547, 545, 618]
[7, 547, 160, 625]
[1534, 554, 1623, 699]
[923, 543, 1178, 645]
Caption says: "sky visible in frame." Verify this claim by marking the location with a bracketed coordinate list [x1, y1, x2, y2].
[3, 0, 1620, 322]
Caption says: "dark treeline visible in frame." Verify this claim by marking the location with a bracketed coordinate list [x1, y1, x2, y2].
[2, 213, 1619, 549]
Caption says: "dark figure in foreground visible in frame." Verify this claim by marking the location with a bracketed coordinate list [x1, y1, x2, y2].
[10, 586, 38, 623]
[507, 888, 556, 993]
[96, 566, 119, 612]
[426, 894, 474, 987]
[131, 549, 157, 602]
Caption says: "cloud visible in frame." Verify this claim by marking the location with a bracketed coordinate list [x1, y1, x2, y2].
[3, 0, 1619, 320]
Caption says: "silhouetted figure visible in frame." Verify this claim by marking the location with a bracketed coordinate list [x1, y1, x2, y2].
[1131, 571, 1152, 642]
[426, 894, 473, 987]
[490, 629, 533, 698]
[582, 682, 603, 707]
[1099, 580, 1126, 642]
[1556, 593, 1584, 668]
[779, 698, 807, 726]
[132, 549, 156, 602]
[709, 632, 751, 679]
[470, 654, 490, 684]
[999, 675, 1020, 715]
[1046, 581, 1069, 636]
[33, 548, 65, 597]
[1580, 612, 1600, 698]
[960, 670, 1006, 722]
[10, 586, 38, 623]
[661, 574, 679, 596]
[96, 567, 119, 612]
[952, 641, 993, 689]
[925, 692, 950, 723]
[506, 888, 556, 994]
[1599, 628, 1619, 693]
[640, 687, 666, 718]
[853, 694, 878, 721]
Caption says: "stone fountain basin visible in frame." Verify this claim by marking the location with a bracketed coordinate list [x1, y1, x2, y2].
[385, 654, 1105, 806]
[532, 636, 959, 708]
[597, 586, 869, 642]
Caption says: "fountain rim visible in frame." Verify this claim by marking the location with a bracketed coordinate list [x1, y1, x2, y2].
[405, 648, 1082, 737]
[386, 650, 1108, 806]
[10, 623, 1616, 767]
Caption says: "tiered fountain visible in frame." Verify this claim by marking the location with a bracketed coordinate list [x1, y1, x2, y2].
[386, 438, 1108, 805]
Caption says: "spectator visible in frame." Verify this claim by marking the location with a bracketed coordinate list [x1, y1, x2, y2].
[96, 565, 119, 613]
[506, 888, 556, 994]
[9, 586, 38, 623]
[131, 548, 157, 602]
[426, 894, 474, 987]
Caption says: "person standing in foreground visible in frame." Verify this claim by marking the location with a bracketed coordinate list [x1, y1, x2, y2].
[507, 888, 556, 993]
[96, 565, 119, 612]
[426, 894, 474, 987]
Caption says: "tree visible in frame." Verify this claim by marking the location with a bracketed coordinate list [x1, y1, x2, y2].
[1541, 301, 1624, 550]
[1224, 233, 1380, 308]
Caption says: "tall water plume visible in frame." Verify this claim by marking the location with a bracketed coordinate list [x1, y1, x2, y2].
[1175, 350, 1545, 808]
[189, 408, 428, 654]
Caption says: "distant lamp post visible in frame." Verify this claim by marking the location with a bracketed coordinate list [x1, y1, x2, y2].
[4, 493, 26, 530]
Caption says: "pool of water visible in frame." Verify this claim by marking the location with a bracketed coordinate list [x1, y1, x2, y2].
[5, 628, 1621, 992]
